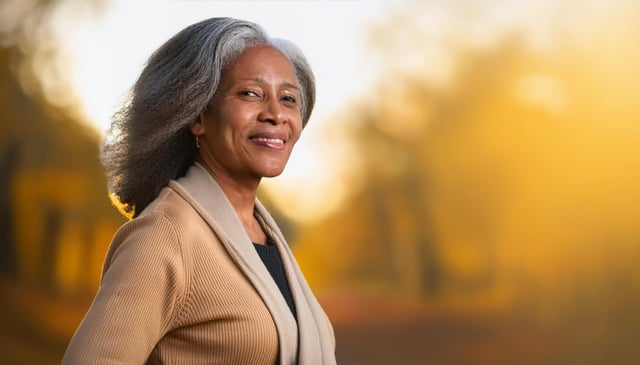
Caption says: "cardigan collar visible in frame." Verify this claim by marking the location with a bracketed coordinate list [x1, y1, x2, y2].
[169, 163, 335, 365]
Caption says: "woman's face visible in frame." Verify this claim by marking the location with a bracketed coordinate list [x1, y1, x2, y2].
[195, 45, 303, 183]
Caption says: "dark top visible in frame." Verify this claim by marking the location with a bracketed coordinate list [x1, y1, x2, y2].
[253, 242, 297, 319]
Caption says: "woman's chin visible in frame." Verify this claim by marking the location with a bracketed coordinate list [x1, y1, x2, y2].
[255, 160, 288, 178]
[260, 168, 285, 178]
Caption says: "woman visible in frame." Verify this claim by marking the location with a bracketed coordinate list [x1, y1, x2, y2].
[63, 17, 336, 365]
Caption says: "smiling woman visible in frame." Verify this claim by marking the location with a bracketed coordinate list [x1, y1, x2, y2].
[62, 17, 336, 365]
[65, 0, 384, 224]
[193, 46, 304, 191]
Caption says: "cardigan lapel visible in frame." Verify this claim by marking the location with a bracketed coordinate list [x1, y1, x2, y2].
[169, 163, 298, 365]
[255, 202, 337, 365]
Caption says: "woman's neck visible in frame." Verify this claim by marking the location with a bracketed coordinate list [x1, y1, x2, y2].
[197, 160, 266, 244]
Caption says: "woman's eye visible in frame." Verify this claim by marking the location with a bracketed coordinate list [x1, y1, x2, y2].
[240, 90, 260, 97]
[281, 95, 297, 104]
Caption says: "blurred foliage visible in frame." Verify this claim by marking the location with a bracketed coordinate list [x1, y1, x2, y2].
[0, 0, 121, 292]
[295, 1, 640, 363]
[1, 0, 123, 364]
[1, 0, 640, 364]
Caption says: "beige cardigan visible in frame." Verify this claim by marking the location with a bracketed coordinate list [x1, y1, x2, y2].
[62, 163, 336, 364]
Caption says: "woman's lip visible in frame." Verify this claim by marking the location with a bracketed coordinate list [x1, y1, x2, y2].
[249, 133, 287, 150]
[250, 132, 288, 141]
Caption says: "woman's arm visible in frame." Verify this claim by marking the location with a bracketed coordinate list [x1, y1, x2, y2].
[62, 212, 186, 364]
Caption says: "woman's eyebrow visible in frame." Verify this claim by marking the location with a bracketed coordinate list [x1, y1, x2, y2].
[236, 77, 299, 91]
[281, 82, 300, 92]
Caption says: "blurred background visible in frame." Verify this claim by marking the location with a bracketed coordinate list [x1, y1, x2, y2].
[1, 0, 640, 364]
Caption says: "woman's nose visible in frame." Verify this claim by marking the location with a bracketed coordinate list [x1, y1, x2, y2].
[258, 97, 285, 125]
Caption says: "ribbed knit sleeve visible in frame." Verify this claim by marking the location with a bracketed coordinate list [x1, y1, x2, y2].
[62, 211, 186, 364]
[62, 171, 333, 364]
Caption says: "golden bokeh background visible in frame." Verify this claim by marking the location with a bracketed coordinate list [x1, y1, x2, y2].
[1, 0, 639, 364]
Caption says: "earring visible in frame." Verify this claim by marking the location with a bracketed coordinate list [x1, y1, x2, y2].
[195, 135, 200, 149]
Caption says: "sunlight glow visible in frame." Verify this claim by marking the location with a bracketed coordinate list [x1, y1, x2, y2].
[64, 0, 387, 222]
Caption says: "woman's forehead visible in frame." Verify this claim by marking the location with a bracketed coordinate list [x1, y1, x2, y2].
[224, 46, 295, 81]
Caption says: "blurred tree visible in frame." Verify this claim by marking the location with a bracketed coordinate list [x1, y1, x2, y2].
[1, 1, 128, 363]
[296, 5, 640, 362]
[0, 0, 123, 293]
[0, 48, 20, 276]
[296, 1, 640, 316]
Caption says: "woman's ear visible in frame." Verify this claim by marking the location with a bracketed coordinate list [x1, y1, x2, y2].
[191, 116, 205, 136]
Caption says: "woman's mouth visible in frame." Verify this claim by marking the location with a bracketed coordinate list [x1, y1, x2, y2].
[250, 136, 286, 150]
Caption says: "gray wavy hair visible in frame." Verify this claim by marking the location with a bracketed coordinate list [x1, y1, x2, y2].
[102, 17, 316, 218]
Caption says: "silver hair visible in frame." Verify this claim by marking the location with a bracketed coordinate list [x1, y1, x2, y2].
[102, 17, 316, 217]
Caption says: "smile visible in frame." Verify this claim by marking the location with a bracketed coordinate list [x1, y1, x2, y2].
[250, 136, 286, 149]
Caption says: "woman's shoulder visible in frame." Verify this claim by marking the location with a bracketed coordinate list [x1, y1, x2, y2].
[106, 186, 205, 263]
[139, 186, 197, 222]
